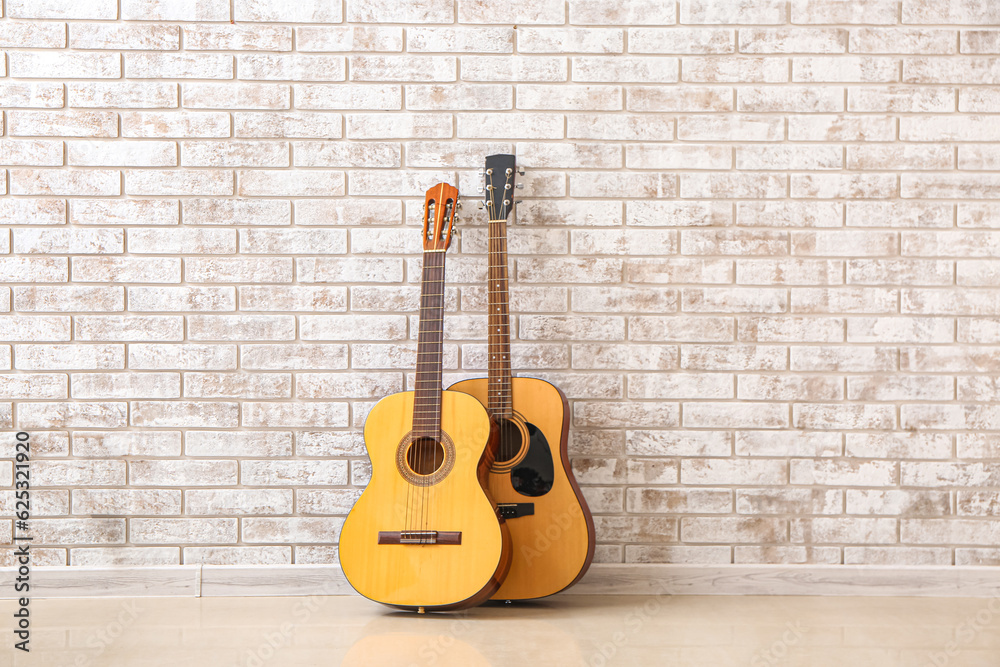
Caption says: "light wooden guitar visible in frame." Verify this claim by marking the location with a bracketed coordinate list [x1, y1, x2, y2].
[340, 183, 512, 612]
[450, 155, 595, 601]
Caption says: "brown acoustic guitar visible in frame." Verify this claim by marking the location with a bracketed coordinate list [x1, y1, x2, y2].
[450, 155, 595, 601]
[339, 183, 512, 612]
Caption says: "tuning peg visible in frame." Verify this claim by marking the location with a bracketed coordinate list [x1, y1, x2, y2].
[515, 183, 524, 189]
[477, 201, 485, 209]
[517, 167, 525, 176]
[515, 200, 523, 205]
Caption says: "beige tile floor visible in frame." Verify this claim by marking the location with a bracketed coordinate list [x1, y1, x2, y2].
[2, 594, 999, 666]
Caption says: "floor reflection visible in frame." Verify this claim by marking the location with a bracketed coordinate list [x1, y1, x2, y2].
[4, 594, 1000, 666]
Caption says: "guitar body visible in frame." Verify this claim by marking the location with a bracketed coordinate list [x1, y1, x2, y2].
[339, 389, 512, 611]
[449, 376, 595, 601]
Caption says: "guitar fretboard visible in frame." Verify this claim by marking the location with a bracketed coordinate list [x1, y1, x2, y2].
[487, 218, 513, 419]
[412, 249, 447, 438]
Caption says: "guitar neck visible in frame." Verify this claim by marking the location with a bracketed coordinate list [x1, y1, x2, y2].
[413, 249, 447, 438]
[487, 218, 513, 420]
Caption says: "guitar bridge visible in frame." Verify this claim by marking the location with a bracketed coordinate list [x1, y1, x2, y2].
[497, 503, 534, 519]
[378, 531, 462, 545]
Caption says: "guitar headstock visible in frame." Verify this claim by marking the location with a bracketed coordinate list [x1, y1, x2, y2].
[422, 182, 459, 252]
[484, 154, 517, 222]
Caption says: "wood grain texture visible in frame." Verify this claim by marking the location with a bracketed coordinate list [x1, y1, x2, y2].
[338, 389, 511, 611]
[450, 376, 595, 601]
[0, 565, 199, 598]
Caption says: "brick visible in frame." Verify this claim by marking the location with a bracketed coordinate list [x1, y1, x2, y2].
[684, 56, 787, 83]
[574, 57, 678, 83]
[902, 115, 1000, 142]
[15, 286, 123, 313]
[849, 86, 954, 113]
[408, 27, 511, 53]
[737, 430, 841, 457]
[123, 112, 229, 138]
[69, 82, 176, 109]
[132, 518, 237, 545]
[738, 316, 844, 343]
[15, 228, 123, 255]
[518, 28, 622, 53]
[903, 0, 1000, 24]
[186, 25, 292, 51]
[126, 53, 232, 80]
[301, 314, 405, 341]
[630, 316, 735, 343]
[0, 374, 66, 399]
[71, 24, 180, 50]
[76, 316, 183, 342]
[851, 28, 956, 54]
[10, 169, 118, 197]
[680, 115, 784, 142]
[626, 430, 729, 456]
[793, 56, 898, 82]
[298, 26, 402, 52]
[187, 258, 293, 284]
[627, 85, 732, 112]
[126, 170, 232, 197]
[188, 314, 295, 341]
[0, 140, 62, 167]
[128, 228, 234, 254]
[0, 257, 66, 283]
[850, 144, 953, 171]
[738, 488, 841, 515]
[187, 431, 290, 457]
[240, 229, 346, 255]
[847, 432, 953, 460]
[739, 28, 846, 53]
[128, 286, 235, 312]
[131, 402, 239, 428]
[792, 0, 899, 24]
[962, 30, 1000, 54]
[739, 145, 843, 171]
[186, 490, 292, 516]
[847, 259, 952, 286]
[351, 55, 455, 82]
[294, 85, 399, 111]
[960, 319, 1000, 344]
[684, 0, 786, 22]
[19, 402, 126, 428]
[456, 113, 563, 139]
[794, 173, 898, 199]
[0, 21, 66, 48]
[346, 113, 451, 139]
[0, 82, 64, 108]
[184, 199, 290, 226]
[129, 344, 236, 370]
[905, 174, 1000, 199]
[737, 259, 843, 286]
[237, 55, 344, 82]
[243, 517, 344, 544]
[518, 84, 621, 111]
[683, 403, 788, 429]
[738, 86, 843, 112]
[74, 490, 180, 515]
[735, 547, 841, 564]
[234, 0, 342, 22]
[461, 56, 567, 82]
[791, 518, 897, 544]
[238, 171, 345, 197]
[181, 141, 288, 167]
[183, 84, 290, 110]
[847, 317, 954, 344]
[9, 52, 120, 78]
[72, 372, 179, 399]
[184, 372, 291, 399]
[122, 0, 230, 21]
[32, 519, 124, 545]
[184, 547, 290, 565]
[683, 516, 787, 543]
[902, 519, 1000, 547]
[243, 402, 348, 428]
[72, 257, 180, 283]
[904, 57, 1000, 84]
[791, 345, 896, 372]
[68, 141, 177, 167]
[789, 114, 895, 141]
[9, 111, 117, 139]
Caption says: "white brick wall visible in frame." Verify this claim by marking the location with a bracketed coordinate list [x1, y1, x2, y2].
[1, 0, 999, 570]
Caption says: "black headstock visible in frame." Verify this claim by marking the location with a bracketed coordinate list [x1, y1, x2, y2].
[484, 153, 517, 221]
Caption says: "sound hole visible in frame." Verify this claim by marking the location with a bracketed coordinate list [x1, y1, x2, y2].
[406, 437, 445, 475]
[495, 418, 524, 464]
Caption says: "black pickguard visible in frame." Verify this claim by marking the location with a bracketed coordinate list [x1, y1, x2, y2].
[510, 422, 554, 497]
